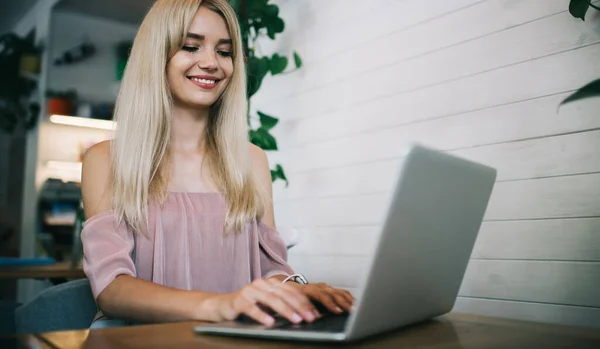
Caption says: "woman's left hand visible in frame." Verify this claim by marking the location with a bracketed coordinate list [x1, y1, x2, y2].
[293, 282, 355, 315]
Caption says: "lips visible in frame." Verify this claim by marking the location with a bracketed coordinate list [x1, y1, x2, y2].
[187, 75, 221, 90]
[190, 77, 217, 84]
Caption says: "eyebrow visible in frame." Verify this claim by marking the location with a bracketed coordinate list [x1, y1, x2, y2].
[186, 32, 232, 45]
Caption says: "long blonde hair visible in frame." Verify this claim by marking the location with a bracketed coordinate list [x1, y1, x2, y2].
[111, 0, 266, 234]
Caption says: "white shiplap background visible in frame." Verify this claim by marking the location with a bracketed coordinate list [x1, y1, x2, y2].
[254, 0, 600, 328]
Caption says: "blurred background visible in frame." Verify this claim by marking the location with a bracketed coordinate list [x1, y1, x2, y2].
[0, 0, 599, 335]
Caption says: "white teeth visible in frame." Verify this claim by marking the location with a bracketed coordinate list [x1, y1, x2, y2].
[191, 77, 216, 84]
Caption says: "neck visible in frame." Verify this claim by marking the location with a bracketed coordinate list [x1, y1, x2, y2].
[170, 103, 210, 152]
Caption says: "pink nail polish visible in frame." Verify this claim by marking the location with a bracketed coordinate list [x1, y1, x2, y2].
[291, 313, 302, 323]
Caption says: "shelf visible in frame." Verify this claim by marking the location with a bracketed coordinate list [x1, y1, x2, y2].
[44, 216, 76, 226]
[49, 114, 116, 130]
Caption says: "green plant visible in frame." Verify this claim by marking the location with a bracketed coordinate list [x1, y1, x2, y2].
[229, 0, 302, 186]
[0, 31, 42, 133]
[568, 0, 600, 21]
[116, 40, 133, 80]
[562, 1, 600, 105]
[116, 41, 133, 61]
[560, 78, 600, 106]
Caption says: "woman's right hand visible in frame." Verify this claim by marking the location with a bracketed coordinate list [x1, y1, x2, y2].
[211, 278, 321, 326]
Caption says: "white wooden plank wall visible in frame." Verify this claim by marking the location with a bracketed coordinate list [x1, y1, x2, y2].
[254, 0, 600, 328]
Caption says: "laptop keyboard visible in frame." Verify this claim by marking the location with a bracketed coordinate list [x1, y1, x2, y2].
[235, 303, 349, 333]
[271, 313, 349, 333]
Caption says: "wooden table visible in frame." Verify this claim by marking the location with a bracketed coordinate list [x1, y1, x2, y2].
[0, 262, 85, 280]
[19, 313, 600, 349]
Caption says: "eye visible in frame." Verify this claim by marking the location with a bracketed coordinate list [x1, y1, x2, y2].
[182, 46, 199, 53]
[217, 50, 232, 57]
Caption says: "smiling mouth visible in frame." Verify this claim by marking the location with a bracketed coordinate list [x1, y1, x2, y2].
[189, 77, 218, 84]
[187, 76, 221, 90]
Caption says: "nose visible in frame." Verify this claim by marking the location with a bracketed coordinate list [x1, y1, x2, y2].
[197, 51, 218, 71]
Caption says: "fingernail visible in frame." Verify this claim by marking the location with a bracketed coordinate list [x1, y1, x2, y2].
[264, 316, 274, 325]
[336, 306, 343, 313]
[291, 313, 302, 323]
[304, 311, 315, 321]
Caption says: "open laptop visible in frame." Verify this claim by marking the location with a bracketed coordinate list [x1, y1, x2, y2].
[194, 143, 497, 342]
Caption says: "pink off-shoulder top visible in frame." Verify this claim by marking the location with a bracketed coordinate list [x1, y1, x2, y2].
[81, 192, 295, 321]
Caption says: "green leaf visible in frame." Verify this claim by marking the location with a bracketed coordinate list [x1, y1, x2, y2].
[293, 51, 302, 69]
[268, 53, 288, 75]
[247, 0, 269, 13]
[251, 22, 265, 34]
[263, 4, 279, 17]
[569, 0, 590, 20]
[265, 17, 285, 39]
[227, 0, 242, 13]
[249, 127, 278, 151]
[247, 56, 269, 98]
[560, 78, 600, 105]
[257, 111, 279, 130]
[270, 164, 288, 186]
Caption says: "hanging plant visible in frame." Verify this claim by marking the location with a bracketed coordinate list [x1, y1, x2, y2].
[229, 0, 302, 186]
[568, 0, 600, 21]
[561, 1, 600, 105]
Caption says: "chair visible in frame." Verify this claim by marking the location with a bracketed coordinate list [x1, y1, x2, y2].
[0, 300, 20, 337]
[15, 278, 97, 334]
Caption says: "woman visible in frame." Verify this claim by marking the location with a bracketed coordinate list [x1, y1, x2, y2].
[81, 0, 354, 329]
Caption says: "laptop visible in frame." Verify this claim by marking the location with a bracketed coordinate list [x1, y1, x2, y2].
[194, 143, 497, 342]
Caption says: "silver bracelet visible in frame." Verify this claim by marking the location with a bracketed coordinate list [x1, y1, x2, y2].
[282, 273, 309, 285]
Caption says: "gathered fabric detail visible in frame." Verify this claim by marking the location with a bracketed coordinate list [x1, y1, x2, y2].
[81, 192, 295, 304]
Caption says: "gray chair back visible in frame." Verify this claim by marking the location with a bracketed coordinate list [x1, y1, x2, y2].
[15, 278, 97, 334]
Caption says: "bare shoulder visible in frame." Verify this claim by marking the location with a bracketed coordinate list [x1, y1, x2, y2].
[248, 143, 271, 186]
[84, 140, 111, 163]
[81, 140, 112, 219]
[248, 142, 269, 169]
[82, 140, 111, 178]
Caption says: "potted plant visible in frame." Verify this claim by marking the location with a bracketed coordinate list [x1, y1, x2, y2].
[46, 89, 77, 116]
[0, 31, 42, 133]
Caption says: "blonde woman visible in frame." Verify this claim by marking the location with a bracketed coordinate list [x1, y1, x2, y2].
[81, 0, 354, 329]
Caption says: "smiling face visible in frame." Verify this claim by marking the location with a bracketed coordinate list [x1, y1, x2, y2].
[167, 5, 234, 110]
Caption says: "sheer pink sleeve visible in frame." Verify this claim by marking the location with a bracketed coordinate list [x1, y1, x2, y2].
[257, 221, 295, 279]
[80, 211, 136, 300]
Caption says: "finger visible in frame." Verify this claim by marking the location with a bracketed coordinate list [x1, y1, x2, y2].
[340, 289, 355, 304]
[252, 282, 304, 324]
[266, 280, 319, 322]
[234, 290, 275, 325]
[317, 289, 344, 314]
[244, 302, 276, 326]
[322, 286, 354, 305]
[321, 287, 348, 313]
[330, 290, 353, 312]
